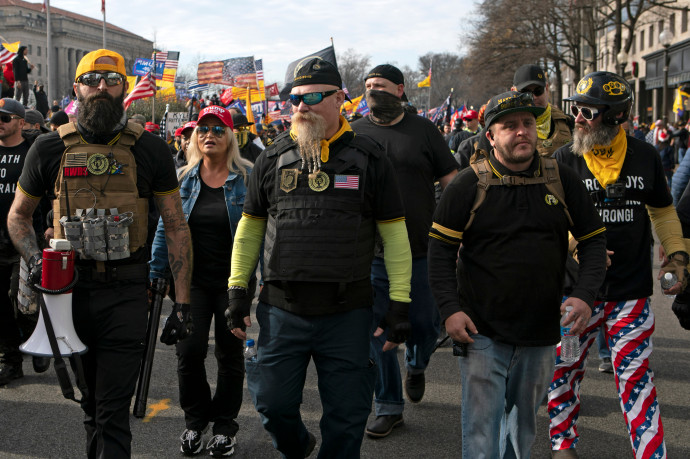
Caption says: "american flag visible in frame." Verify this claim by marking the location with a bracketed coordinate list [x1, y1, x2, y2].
[124, 73, 156, 109]
[255, 59, 264, 82]
[197, 57, 257, 87]
[153, 51, 180, 70]
[187, 80, 209, 92]
[0, 46, 15, 65]
[334, 175, 359, 190]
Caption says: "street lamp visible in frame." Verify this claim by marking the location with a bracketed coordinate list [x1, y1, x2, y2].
[617, 49, 628, 77]
[659, 27, 674, 124]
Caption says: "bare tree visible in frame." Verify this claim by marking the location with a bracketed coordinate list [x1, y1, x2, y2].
[337, 49, 371, 97]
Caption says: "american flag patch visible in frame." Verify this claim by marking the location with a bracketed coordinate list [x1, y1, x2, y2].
[334, 175, 359, 190]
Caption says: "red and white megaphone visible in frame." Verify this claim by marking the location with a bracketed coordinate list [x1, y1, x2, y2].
[20, 239, 87, 357]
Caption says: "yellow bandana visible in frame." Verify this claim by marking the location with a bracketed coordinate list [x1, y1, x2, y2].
[582, 126, 627, 187]
[535, 103, 552, 140]
[290, 115, 353, 163]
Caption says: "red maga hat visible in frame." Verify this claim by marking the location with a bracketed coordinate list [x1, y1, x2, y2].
[197, 105, 233, 129]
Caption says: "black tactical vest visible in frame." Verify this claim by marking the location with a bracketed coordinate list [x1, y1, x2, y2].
[262, 134, 378, 283]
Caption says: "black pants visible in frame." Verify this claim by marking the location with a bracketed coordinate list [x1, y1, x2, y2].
[72, 279, 148, 459]
[176, 285, 244, 436]
[0, 256, 36, 365]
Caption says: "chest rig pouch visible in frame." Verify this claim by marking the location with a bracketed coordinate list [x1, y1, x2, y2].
[53, 122, 147, 261]
[263, 135, 377, 283]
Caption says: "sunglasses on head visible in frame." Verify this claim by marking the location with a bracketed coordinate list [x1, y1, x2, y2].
[570, 105, 601, 121]
[521, 86, 545, 97]
[197, 125, 226, 137]
[78, 72, 125, 87]
[0, 114, 22, 123]
[289, 89, 338, 106]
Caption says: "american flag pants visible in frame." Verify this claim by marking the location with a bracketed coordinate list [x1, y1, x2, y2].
[547, 298, 666, 459]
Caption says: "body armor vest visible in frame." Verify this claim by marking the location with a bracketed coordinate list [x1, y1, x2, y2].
[53, 122, 148, 260]
[537, 106, 572, 157]
[262, 134, 378, 283]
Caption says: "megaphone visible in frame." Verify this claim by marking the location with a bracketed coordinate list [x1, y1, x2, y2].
[20, 239, 87, 357]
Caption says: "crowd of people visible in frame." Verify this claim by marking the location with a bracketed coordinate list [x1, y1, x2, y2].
[1, 46, 690, 459]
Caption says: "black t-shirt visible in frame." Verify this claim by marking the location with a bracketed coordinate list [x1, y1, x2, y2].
[554, 135, 671, 300]
[429, 152, 606, 346]
[0, 140, 30, 255]
[243, 129, 406, 315]
[18, 125, 180, 264]
[188, 177, 232, 289]
[351, 113, 457, 258]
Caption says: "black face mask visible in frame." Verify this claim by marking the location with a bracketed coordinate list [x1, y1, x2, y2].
[365, 89, 404, 124]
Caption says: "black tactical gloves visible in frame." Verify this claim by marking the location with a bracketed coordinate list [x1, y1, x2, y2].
[380, 300, 411, 344]
[225, 286, 250, 331]
[27, 253, 43, 285]
[160, 302, 193, 345]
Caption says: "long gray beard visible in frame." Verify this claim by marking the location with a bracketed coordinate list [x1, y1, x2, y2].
[572, 123, 620, 156]
[292, 112, 326, 176]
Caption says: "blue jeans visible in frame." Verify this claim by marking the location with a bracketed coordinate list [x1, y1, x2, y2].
[370, 256, 441, 416]
[596, 325, 610, 360]
[459, 333, 555, 459]
[246, 302, 375, 459]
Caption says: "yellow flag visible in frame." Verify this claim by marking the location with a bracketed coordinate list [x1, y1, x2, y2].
[342, 95, 363, 113]
[673, 87, 690, 116]
[2, 41, 20, 53]
[245, 87, 257, 135]
[126, 76, 138, 94]
[417, 75, 431, 88]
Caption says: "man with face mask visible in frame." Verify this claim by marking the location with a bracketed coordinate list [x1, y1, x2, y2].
[351, 64, 458, 439]
[7, 49, 192, 458]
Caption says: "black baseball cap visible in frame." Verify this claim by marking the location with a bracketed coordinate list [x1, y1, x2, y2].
[365, 64, 408, 101]
[292, 58, 342, 89]
[484, 91, 545, 129]
[513, 64, 547, 91]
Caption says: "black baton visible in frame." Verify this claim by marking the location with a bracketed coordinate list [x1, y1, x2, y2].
[133, 277, 168, 418]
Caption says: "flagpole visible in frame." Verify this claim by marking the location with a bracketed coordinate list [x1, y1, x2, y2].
[152, 50, 157, 122]
[427, 59, 432, 118]
[46, 0, 52, 104]
[102, 1, 106, 48]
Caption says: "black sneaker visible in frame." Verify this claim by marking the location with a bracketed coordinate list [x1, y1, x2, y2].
[0, 362, 23, 385]
[206, 434, 235, 457]
[32, 356, 51, 373]
[405, 372, 425, 403]
[180, 427, 206, 456]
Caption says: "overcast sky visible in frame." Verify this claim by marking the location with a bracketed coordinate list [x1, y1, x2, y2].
[49, 0, 478, 84]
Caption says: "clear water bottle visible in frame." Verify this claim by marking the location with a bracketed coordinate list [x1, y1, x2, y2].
[560, 306, 580, 364]
[244, 339, 257, 362]
[660, 272, 678, 296]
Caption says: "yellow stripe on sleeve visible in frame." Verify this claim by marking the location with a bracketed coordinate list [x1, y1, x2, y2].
[17, 183, 41, 200]
[431, 222, 463, 240]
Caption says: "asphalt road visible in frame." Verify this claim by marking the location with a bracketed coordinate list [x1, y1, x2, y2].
[1, 259, 689, 458]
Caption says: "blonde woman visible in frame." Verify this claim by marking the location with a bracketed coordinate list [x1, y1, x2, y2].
[150, 105, 253, 457]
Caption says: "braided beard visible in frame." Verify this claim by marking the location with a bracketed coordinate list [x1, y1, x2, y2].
[292, 111, 326, 176]
[572, 122, 620, 156]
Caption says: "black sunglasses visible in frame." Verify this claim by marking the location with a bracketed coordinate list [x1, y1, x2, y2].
[78, 72, 125, 87]
[570, 105, 601, 121]
[0, 114, 22, 123]
[521, 86, 545, 97]
[197, 125, 226, 137]
[289, 90, 338, 106]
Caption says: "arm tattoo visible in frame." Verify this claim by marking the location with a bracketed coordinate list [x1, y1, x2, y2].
[7, 191, 41, 260]
[155, 193, 192, 303]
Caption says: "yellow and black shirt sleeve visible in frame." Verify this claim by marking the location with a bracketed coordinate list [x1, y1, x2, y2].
[428, 169, 477, 322]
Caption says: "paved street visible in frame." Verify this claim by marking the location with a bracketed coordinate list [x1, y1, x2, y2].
[1, 257, 689, 458]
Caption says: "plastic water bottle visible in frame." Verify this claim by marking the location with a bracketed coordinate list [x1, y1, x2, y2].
[244, 339, 257, 362]
[560, 306, 580, 363]
[660, 272, 678, 297]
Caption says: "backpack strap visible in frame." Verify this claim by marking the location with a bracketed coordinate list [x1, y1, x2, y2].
[465, 156, 493, 231]
[541, 157, 574, 227]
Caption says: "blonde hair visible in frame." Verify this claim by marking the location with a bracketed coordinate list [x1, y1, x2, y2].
[179, 126, 252, 183]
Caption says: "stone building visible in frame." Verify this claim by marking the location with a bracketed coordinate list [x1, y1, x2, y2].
[0, 0, 152, 102]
